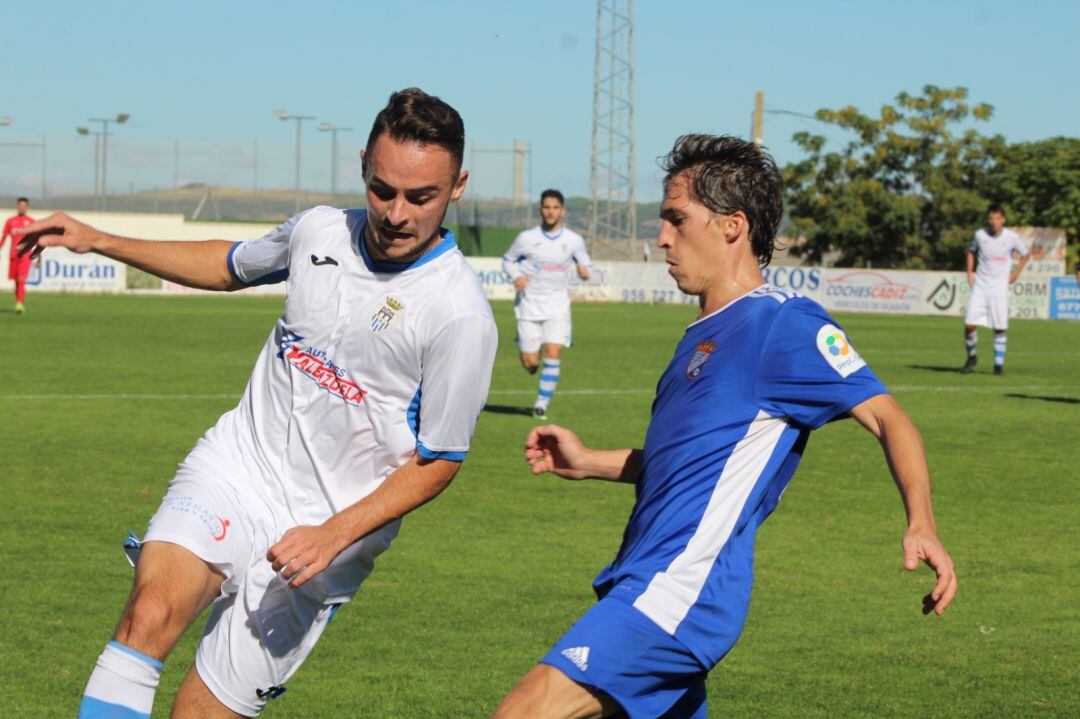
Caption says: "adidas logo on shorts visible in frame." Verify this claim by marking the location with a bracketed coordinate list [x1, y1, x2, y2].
[561, 646, 590, 672]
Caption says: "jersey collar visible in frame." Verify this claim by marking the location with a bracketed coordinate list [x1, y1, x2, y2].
[687, 283, 771, 329]
[353, 210, 457, 274]
[541, 226, 564, 240]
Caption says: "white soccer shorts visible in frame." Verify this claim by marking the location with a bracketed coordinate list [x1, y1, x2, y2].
[965, 289, 1009, 330]
[144, 470, 349, 716]
[516, 314, 572, 353]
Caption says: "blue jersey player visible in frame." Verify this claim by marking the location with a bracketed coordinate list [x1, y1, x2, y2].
[494, 135, 957, 719]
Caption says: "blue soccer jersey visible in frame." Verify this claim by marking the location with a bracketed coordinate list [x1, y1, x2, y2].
[594, 284, 888, 667]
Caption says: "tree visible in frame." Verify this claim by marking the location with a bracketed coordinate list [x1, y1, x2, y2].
[783, 86, 1005, 269]
[988, 137, 1080, 247]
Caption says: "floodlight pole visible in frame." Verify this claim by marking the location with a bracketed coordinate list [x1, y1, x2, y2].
[276, 110, 316, 214]
[77, 127, 104, 209]
[318, 123, 353, 197]
[89, 113, 130, 210]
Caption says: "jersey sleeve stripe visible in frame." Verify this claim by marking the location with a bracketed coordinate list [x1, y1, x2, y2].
[632, 411, 790, 635]
[226, 241, 245, 284]
[417, 442, 466, 462]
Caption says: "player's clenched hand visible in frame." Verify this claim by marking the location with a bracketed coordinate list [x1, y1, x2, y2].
[14, 212, 102, 258]
[524, 424, 592, 479]
[267, 524, 346, 589]
[902, 528, 957, 616]
[513, 276, 529, 292]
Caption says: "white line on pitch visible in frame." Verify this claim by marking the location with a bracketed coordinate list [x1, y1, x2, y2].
[0, 386, 1074, 401]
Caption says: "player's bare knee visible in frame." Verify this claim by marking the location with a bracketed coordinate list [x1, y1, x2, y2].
[115, 585, 184, 654]
[541, 346, 563, 361]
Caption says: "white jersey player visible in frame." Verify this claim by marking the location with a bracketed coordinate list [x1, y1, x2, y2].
[502, 189, 591, 418]
[962, 206, 1028, 375]
[19, 89, 497, 718]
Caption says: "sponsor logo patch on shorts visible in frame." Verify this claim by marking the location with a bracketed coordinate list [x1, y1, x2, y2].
[160, 495, 231, 541]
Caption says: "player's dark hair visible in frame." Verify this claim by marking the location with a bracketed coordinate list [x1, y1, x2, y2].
[987, 204, 1006, 216]
[16, 197, 28, 204]
[661, 134, 783, 267]
[540, 189, 564, 206]
[365, 88, 465, 174]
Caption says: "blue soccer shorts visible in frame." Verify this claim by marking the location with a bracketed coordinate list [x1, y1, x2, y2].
[540, 595, 708, 719]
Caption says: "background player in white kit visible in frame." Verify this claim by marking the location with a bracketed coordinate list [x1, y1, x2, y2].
[502, 189, 592, 418]
[961, 205, 1029, 375]
[17, 89, 497, 718]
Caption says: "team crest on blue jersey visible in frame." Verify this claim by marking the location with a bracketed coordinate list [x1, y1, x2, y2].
[370, 295, 405, 334]
[686, 340, 718, 379]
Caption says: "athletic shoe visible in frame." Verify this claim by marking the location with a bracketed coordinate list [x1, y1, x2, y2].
[993, 365, 1004, 376]
[122, 531, 143, 569]
[14, 302, 25, 314]
[532, 406, 548, 420]
[961, 356, 976, 374]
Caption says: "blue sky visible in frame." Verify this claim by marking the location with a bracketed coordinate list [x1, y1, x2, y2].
[3, 0, 1077, 199]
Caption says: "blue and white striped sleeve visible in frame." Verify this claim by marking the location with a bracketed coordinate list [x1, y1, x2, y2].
[227, 210, 310, 286]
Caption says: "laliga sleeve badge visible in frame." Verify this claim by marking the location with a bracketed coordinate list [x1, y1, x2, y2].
[686, 340, 718, 379]
[370, 295, 405, 334]
[816, 324, 866, 377]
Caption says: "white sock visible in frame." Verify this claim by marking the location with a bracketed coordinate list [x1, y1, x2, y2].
[535, 358, 561, 410]
[994, 333, 1007, 367]
[79, 641, 162, 719]
[965, 330, 978, 358]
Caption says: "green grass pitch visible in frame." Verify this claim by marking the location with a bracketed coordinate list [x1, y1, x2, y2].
[0, 294, 1076, 718]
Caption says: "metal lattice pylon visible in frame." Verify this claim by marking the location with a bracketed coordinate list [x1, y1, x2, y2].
[588, 0, 636, 256]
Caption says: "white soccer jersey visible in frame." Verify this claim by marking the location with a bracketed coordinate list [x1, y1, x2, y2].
[184, 206, 497, 602]
[970, 227, 1027, 296]
[502, 225, 591, 320]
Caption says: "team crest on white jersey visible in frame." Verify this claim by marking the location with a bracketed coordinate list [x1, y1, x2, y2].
[816, 324, 866, 377]
[686, 340, 718, 379]
[371, 295, 405, 334]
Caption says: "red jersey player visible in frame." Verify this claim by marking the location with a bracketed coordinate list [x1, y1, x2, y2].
[1, 197, 35, 313]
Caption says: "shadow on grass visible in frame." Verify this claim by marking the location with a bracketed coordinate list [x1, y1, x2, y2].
[1005, 393, 1080, 405]
[907, 364, 965, 374]
[483, 404, 534, 416]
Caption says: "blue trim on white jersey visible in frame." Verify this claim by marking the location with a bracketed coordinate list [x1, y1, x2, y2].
[227, 240, 290, 286]
[417, 442, 466, 462]
[353, 209, 457, 274]
[541, 227, 564, 240]
[407, 385, 422, 439]
[226, 241, 243, 283]
[107, 641, 164, 671]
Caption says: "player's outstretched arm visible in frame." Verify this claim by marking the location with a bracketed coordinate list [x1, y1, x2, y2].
[14, 211, 241, 291]
[268, 455, 461, 589]
[524, 424, 640, 482]
[849, 394, 957, 616]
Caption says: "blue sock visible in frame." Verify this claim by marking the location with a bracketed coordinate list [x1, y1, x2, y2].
[79, 641, 162, 719]
[994, 333, 1007, 367]
[536, 358, 561, 410]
